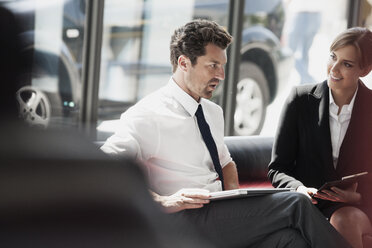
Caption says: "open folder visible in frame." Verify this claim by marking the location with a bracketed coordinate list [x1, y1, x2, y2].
[209, 188, 295, 200]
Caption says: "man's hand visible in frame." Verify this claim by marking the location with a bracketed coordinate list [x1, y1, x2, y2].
[152, 188, 211, 213]
[296, 185, 318, 204]
[314, 182, 361, 203]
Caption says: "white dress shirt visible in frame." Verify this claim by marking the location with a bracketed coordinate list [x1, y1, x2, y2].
[101, 78, 232, 195]
[329, 87, 358, 168]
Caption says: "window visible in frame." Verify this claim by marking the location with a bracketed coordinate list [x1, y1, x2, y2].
[96, 0, 291, 139]
[3, 0, 356, 138]
[2, 0, 87, 128]
[261, 0, 349, 135]
[96, 0, 229, 140]
[96, 0, 350, 139]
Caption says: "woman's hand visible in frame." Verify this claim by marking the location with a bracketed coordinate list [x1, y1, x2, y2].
[152, 188, 211, 213]
[296, 185, 318, 204]
[314, 183, 361, 203]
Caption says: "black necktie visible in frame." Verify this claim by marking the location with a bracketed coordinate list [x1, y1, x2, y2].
[195, 104, 224, 190]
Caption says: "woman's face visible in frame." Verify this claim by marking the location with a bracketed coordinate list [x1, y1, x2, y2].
[327, 45, 366, 93]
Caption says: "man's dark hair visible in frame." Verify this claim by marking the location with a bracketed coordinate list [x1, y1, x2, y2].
[170, 19, 232, 72]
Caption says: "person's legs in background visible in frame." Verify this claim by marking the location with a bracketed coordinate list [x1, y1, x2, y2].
[299, 12, 321, 84]
[287, 11, 321, 84]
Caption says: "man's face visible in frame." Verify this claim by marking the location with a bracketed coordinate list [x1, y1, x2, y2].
[183, 43, 227, 102]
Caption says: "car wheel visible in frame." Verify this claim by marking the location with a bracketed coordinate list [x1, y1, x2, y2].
[233, 62, 269, 136]
[19, 33, 80, 122]
[16, 85, 51, 128]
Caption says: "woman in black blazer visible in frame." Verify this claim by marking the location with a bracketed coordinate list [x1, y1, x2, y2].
[269, 27, 372, 248]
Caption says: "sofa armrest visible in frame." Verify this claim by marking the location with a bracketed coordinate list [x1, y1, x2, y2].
[224, 136, 273, 184]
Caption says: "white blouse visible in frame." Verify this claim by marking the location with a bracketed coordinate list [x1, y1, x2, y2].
[328, 87, 358, 169]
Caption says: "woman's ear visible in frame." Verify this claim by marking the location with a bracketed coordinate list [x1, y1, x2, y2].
[178, 55, 190, 72]
[360, 65, 372, 77]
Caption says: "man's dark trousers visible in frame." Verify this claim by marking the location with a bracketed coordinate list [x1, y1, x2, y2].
[170, 192, 350, 248]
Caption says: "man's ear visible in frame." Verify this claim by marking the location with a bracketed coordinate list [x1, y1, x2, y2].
[178, 55, 190, 72]
[360, 65, 372, 77]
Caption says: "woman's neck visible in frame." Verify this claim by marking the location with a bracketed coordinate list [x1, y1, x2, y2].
[331, 85, 357, 114]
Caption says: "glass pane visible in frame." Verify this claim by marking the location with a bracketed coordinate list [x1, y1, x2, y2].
[361, 0, 372, 28]
[97, 0, 229, 140]
[1, 0, 86, 128]
[233, 0, 288, 136]
[96, 0, 350, 139]
[260, 0, 349, 136]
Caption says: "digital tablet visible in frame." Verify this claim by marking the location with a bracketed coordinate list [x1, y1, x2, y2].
[318, 172, 368, 191]
[209, 188, 295, 201]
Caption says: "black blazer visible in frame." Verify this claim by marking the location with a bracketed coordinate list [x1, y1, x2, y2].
[268, 80, 372, 217]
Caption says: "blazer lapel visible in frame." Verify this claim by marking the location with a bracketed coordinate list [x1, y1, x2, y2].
[308, 81, 337, 180]
[337, 81, 371, 175]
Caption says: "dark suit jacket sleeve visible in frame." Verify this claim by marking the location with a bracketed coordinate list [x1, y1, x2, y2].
[268, 87, 304, 189]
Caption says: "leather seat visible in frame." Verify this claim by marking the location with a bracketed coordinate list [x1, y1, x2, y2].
[224, 136, 274, 188]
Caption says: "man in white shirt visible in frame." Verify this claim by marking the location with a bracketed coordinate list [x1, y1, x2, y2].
[101, 20, 350, 248]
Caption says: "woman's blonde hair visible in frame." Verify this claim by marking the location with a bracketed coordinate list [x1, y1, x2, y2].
[330, 27, 372, 69]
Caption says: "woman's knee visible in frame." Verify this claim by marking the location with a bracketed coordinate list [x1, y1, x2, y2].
[330, 207, 369, 230]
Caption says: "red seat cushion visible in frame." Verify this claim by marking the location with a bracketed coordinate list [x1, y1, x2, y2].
[239, 180, 273, 189]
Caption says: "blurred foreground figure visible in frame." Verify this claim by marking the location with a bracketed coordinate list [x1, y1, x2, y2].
[0, 127, 213, 248]
[0, 6, 213, 248]
[0, 6, 22, 120]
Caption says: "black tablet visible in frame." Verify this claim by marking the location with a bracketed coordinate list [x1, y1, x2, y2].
[318, 172, 368, 191]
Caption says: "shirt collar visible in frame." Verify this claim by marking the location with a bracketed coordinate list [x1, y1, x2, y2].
[328, 85, 358, 113]
[167, 77, 200, 116]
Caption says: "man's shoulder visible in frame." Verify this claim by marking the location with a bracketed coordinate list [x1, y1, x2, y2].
[126, 87, 168, 114]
